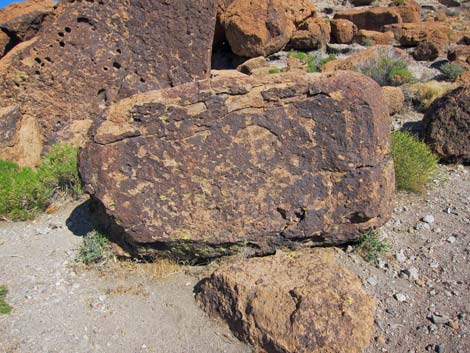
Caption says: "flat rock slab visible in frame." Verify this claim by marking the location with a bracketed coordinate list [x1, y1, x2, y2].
[0, 0, 216, 166]
[80, 71, 394, 261]
[196, 248, 377, 353]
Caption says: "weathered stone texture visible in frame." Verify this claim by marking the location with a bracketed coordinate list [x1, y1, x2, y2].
[80, 71, 394, 261]
[423, 85, 470, 164]
[0, 0, 216, 166]
[334, 8, 402, 32]
[197, 248, 377, 353]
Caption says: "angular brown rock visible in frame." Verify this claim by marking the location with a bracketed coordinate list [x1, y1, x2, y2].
[0, 0, 216, 166]
[353, 30, 395, 45]
[423, 85, 470, 163]
[391, 0, 421, 23]
[79, 71, 394, 261]
[223, 0, 316, 57]
[385, 21, 450, 50]
[334, 7, 402, 32]
[447, 45, 470, 66]
[196, 248, 377, 353]
[413, 41, 440, 61]
[331, 19, 357, 44]
[289, 17, 331, 50]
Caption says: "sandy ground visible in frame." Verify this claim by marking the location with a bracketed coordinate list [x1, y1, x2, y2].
[0, 202, 251, 353]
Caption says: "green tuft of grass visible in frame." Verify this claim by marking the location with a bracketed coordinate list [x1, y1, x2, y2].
[268, 68, 281, 74]
[356, 230, 389, 263]
[391, 131, 438, 193]
[0, 285, 13, 315]
[0, 144, 81, 220]
[289, 51, 336, 73]
[76, 231, 111, 265]
[440, 63, 465, 82]
[358, 57, 414, 86]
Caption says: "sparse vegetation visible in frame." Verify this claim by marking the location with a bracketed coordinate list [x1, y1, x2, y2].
[391, 131, 438, 193]
[289, 51, 336, 73]
[0, 144, 81, 220]
[76, 230, 111, 265]
[269, 67, 282, 74]
[356, 230, 389, 263]
[0, 285, 13, 315]
[407, 81, 457, 111]
[440, 63, 465, 82]
[357, 57, 414, 86]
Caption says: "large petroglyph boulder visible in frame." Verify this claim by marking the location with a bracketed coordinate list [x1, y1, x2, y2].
[0, 0, 216, 166]
[79, 71, 394, 261]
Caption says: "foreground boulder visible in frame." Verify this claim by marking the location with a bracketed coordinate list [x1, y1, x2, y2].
[0, 0, 216, 166]
[222, 0, 316, 57]
[79, 71, 394, 261]
[0, 0, 55, 58]
[196, 248, 376, 353]
[423, 85, 470, 163]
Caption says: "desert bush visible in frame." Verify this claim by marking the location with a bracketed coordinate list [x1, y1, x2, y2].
[357, 57, 414, 86]
[0, 285, 13, 315]
[391, 131, 438, 193]
[356, 230, 389, 263]
[0, 144, 81, 220]
[269, 68, 282, 74]
[289, 51, 336, 73]
[76, 230, 110, 265]
[440, 63, 465, 81]
[407, 81, 457, 111]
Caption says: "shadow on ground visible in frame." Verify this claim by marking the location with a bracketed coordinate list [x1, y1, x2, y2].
[66, 199, 96, 237]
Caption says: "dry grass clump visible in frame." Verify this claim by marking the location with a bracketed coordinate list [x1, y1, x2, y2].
[407, 81, 457, 111]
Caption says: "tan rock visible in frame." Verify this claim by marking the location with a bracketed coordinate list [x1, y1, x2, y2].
[223, 0, 316, 57]
[334, 7, 402, 32]
[197, 248, 377, 353]
[79, 71, 394, 261]
[448, 45, 470, 65]
[211, 69, 248, 79]
[237, 56, 269, 75]
[391, 0, 421, 23]
[331, 19, 357, 44]
[456, 70, 470, 85]
[289, 17, 331, 50]
[383, 86, 405, 115]
[353, 30, 395, 45]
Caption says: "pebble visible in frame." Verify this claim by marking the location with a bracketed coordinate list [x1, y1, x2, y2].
[447, 236, 456, 243]
[367, 277, 378, 286]
[428, 324, 438, 333]
[396, 249, 406, 263]
[423, 215, 435, 224]
[394, 293, 407, 302]
[430, 313, 449, 325]
[435, 344, 445, 353]
[416, 222, 431, 231]
[36, 227, 51, 235]
[403, 267, 419, 281]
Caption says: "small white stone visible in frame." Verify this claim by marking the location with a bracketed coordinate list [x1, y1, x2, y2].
[367, 277, 378, 286]
[394, 293, 407, 302]
[447, 236, 456, 244]
[422, 215, 435, 224]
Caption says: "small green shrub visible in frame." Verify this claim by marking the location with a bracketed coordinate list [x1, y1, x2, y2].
[0, 285, 13, 315]
[440, 63, 465, 81]
[391, 131, 438, 193]
[269, 68, 281, 74]
[356, 230, 389, 263]
[408, 81, 457, 111]
[38, 144, 81, 196]
[289, 51, 336, 73]
[0, 144, 81, 220]
[358, 57, 414, 86]
[76, 230, 110, 264]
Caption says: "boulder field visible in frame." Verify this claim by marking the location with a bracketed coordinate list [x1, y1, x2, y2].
[79, 71, 394, 261]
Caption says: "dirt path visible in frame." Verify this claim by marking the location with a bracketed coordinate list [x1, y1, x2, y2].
[0, 202, 251, 353]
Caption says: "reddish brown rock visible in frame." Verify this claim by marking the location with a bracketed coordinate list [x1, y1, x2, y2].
[197, 248, 377, 353]
[237, 56, 269, 75]
[331, 19, 357, 44]
[0, 31, 9, 57]
[353, 30, 395, 45]
[289, 17, 331, 50]
[334, 7, 402, 32]
[0, 0, 216, 166]
[223, 0, 316, 57]
[447, 45, 470, 65]
[413, 41, 440, 61]
[390, 0, 421, 23]
[385, 21, 450, 50]
[79, 71, 394, 261]
[423, 85, 470, 163]
[0, 0, 55, 57]
[383, 86, 405, 115]
[214, 0, 236, 46]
